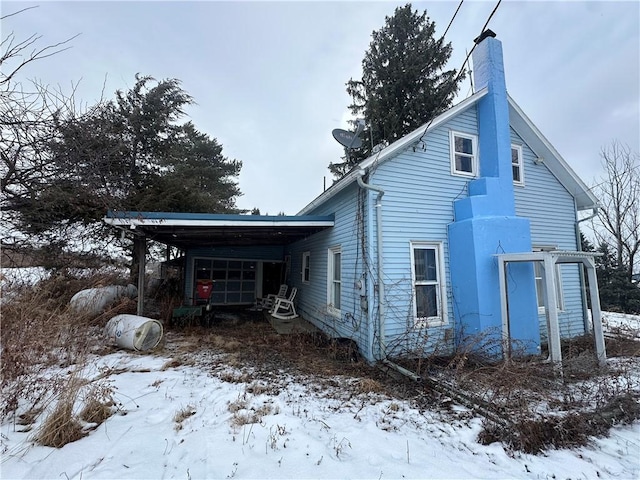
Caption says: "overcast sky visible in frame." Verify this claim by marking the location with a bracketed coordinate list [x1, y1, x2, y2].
[3, 1, 638, 215]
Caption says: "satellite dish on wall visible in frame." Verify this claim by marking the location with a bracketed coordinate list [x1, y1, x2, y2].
[332, 128, 363, 149]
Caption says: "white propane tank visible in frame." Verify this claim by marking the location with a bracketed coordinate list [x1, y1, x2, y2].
[71, 284, 137, 315]
[105, 314, 163, 351]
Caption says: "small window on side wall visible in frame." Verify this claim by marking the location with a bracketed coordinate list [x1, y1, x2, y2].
[512, 144, 524, 185]
[302, 251, 310, 283]
[450, 131, 477, 177]
[327, 246, 341, 315]
[533, 246, 564, 313]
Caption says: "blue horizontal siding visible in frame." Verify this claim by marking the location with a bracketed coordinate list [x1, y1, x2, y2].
[287, 183, 373, 360]
[288, 106, 587, 361]
[512, 128, 586, 340]
[364, 107, 481, 357]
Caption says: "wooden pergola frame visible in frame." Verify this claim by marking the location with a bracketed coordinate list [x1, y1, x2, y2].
[497, 251, 606, 366]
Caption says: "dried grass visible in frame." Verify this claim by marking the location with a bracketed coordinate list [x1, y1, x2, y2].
[356, 378, 385, 394]
[1, 270, 132, 438]
[246, 381, 279, 396]
[442, 333, 640, 452]
[161, 357, 192, 370]
[29, 369, 116, 447]
[230, 411, 261, 428]
[219, 372, 252, 384]
[35, 377, 85, 448]
[79, 384, 115, 426]
[173, 405, 196, 431]
[208, 334, 243, 351]
[79, 400, 113, 426]
[479, 392, 640, 453]
[1, 305, 89, 417]
[228, 396, 248, 413]
[6, 271, 639, 455]
[17, 407, 43, 426]
[36, 402, 86, 448]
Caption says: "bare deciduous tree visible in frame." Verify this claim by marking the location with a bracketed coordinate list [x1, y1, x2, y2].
[0, 7, 96, 258]
[1, 6, 78, 88]
[591, 140, 640, 281]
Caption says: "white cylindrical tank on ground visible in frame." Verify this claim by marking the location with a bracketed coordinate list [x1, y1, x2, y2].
[71, 284, 137, 315]
[105, 314, 163, 351]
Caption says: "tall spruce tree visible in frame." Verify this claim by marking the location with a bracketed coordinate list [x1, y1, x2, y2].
[330, 3, 464, 178]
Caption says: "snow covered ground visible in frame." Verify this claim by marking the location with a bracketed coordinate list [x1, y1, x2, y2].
[602, 311, 640, 339]
[1, 266, 638, 479]
[0, 267, 50, 289]
[1, 343, 639, 479]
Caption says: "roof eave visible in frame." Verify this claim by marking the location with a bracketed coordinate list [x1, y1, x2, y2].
[298, 88, 489, 215]
[104, 218, 335, 228]
[104, 211, 334, 228]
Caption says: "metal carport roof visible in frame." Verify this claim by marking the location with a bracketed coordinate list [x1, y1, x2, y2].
[104, 211, 335, 249]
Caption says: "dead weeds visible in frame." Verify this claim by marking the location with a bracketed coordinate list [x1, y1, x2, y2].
[479, 392, 640, 453]
[79, 383, 115, 426]
[36, 399, 87, 448]
[173, 405, 196, 431]
[5, 277, 639, 455]
[439, 334, 640, 452]
[1, 270, 134, 418]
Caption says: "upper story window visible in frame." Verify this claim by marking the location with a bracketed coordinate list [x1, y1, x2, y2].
[410, 242, 447, 325]
[302, 251, 310, 283]
[512, 144, 524, 185]
[327, 246, 341, 315]
[450, 131, 477, 177]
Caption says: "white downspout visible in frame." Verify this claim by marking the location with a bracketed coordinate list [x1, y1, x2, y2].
[356, 169, 422, 382]
[577, 207, 598, 225]
[356, 169, 386, 360]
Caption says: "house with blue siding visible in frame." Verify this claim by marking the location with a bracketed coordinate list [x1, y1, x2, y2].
[105, 32, 603, 366]
[284, 31, 601, 364]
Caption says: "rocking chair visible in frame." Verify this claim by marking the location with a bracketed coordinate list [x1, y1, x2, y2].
[270, 287, 298, 320]
[256, 284, 288, 310]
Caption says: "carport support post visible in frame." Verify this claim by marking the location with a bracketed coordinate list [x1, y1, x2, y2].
[135, 236, 146, 316]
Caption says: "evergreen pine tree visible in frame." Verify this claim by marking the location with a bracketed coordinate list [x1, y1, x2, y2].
[330, 3, 464, 178]
[596, 242, 640, 314]
[12, 75, 243, 270]
[17, 75, 242, 235]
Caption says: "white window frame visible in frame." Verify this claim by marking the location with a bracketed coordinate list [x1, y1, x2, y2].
[410, 242, 447, 326]
[327, 246, 341, 316]
[512, 144, 524, 186]
[533, 246, 564, 313]
[302, 251, 310, 284]
[449, 130, 478, 177]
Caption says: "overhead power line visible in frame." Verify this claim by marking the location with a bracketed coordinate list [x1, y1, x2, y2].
[442, 0, 464, 40]
[479, 0, 502, 38]
[417, 0, 503, 144]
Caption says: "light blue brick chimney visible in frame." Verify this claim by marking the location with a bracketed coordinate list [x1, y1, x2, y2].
[447, 31, 540, 356]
